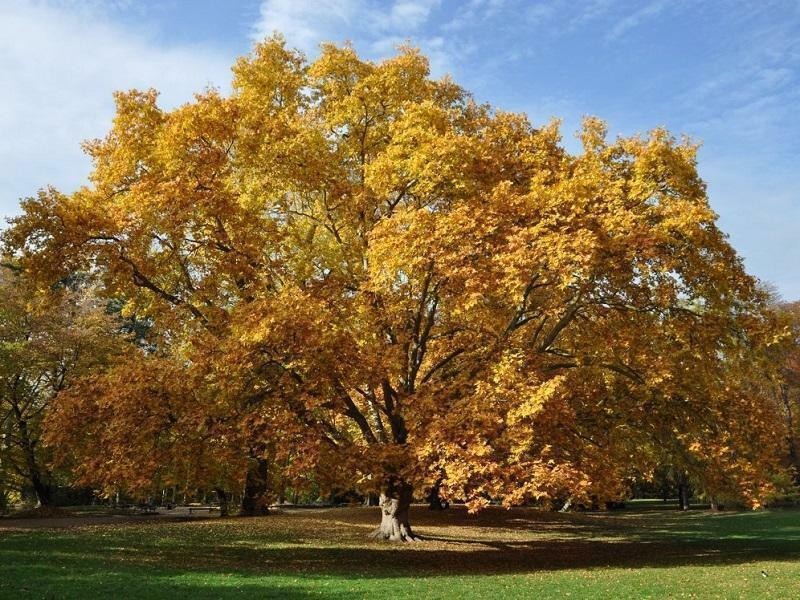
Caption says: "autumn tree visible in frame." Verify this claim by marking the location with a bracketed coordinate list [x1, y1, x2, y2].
[45, 339, 327, 516]
[4, 36, 786, 539]
[46, 353, 249, 515]
[0, 265, 122, 507]
[771, 301, 800, 484]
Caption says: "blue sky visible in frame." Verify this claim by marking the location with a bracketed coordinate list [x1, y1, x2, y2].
[1, 0, 799, 298]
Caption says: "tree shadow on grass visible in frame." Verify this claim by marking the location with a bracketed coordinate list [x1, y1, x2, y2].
[1, 505, 799, 598]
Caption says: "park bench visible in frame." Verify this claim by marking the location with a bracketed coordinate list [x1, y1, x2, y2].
[187, 505, 220, 514]
[114, 503, 157, 514]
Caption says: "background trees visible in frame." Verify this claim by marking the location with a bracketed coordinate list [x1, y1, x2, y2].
[0, 266, 121, 506]
[772, 300, 800, 485]
[2, 36, 790, 536]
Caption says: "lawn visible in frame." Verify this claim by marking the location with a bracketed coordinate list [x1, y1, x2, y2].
[1, 503, 799, 599]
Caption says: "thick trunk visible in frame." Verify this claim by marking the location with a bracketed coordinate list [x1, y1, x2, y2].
[241, 457, 269, 516]
[369, 481, 419, 542]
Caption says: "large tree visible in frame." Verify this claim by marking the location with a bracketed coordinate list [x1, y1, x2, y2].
[4, 37, 785, 538]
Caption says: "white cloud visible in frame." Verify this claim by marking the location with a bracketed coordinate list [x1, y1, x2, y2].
[253, 0, 362, 54]
[0, 0, 233, 218]
[388, 1, 438, 29]
[253, 0, 442, 59]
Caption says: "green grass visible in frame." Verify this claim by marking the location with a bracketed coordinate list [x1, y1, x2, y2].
[2, 504, 800, 598]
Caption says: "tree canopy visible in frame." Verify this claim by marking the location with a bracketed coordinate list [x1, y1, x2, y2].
[3, 36, 789, 538]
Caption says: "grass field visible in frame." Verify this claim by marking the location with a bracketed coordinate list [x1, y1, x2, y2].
[1, 502, 799, 599]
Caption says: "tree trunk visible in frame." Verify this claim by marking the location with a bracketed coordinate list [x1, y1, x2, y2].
[426, 482, 449, 510]
[215, 488, 230, 517]
[369, 481, 419, 542]
[241, 457, 269, 516]
[678, 482, 690, 511]
[277, 484, 285, 506]
[11, 402, 51, 507]
[30, 470, 52, 507]
[25, 441, 51, 507]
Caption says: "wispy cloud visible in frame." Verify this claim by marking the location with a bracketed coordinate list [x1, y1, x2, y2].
[253, 0, 361, 54]
[0, 0, 233, 218]
[253, 0, 442, 56]
[605, 0, 670, 41]
[253, 0, 458, 77]
[676, 17, 800, 149]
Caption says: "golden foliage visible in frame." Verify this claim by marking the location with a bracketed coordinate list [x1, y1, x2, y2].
[3, 36, 788, 508]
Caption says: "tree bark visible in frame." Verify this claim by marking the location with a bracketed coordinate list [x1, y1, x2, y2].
[369, 480, 419, 542]
[241, 457, 269, 516]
